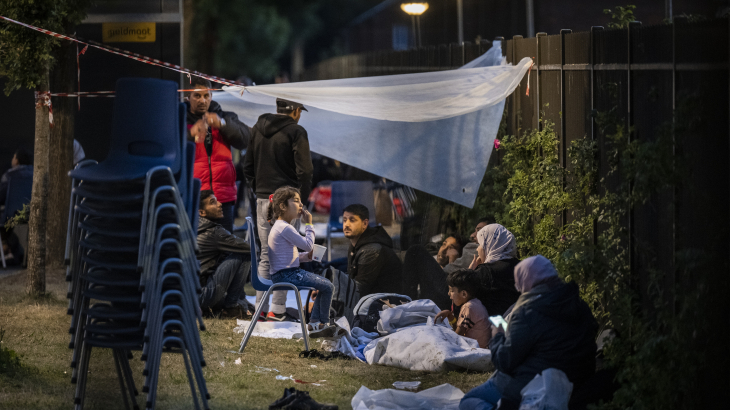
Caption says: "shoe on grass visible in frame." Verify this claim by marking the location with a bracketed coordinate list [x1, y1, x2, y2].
[267, 311, 299, 322]
[282, 390, 338, 410]
[308, 325, 336, 339]
[269, 387, 297, 409]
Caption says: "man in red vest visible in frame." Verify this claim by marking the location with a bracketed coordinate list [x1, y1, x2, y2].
[187, 78, 251, 232]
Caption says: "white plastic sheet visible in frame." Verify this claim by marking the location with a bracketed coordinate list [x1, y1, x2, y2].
[233, 319, 302, 339]
[376, 299, 443, 334]
[216, 44, 531, 207]
[352, 383, 465, 410]
[519, 368, 574, 410]
[363, 319, 492, 372]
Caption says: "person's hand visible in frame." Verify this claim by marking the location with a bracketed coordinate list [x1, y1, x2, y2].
[446, 247, 459, 264]
[190, 119, 207, 143]
[301, 209, 313, 224]
[435, 309, 454, 324]
[307, 250, 314, 260]
[468, 254, 483, 270]
[204, 112, 222, 129]
[491, 323, 505, 338]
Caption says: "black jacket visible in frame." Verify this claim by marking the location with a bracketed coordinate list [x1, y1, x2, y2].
[489, 280, 598, 407]
[475, 257, 521, 316]
[185, 100, 250, 150]
[196, 217, 250, 281]
[242, 113, 313, 201]
[347, 226, 403, 296]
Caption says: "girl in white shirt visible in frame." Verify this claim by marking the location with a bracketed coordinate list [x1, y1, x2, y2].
[267, 186, 334, 331]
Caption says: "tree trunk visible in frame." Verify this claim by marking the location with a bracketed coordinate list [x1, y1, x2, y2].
[27, 74, 50, 296]
[46, 40, 75, 270]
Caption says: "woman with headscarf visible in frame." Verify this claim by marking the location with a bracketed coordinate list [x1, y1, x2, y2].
[467, 224, 521, 316]
[460, 255, 598, 410]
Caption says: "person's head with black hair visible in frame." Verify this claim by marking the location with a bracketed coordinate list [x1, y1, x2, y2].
[446, 269, 482, 307]
[470, 215, 497, 243]
[276, 98, 307, 123]
[266, 186, 302, 226]
[12, 148, 32, 167]
[437, 234, 466, 266]
[187, 77, 214, 115]
[342, 203, 369, 244]
[198, 190, 223, 220]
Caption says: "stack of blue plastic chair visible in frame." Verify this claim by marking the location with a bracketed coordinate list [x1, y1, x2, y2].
[63, 78, 208, 410]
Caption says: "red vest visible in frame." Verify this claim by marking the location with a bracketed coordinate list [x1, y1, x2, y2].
[188, 124, 238, 203]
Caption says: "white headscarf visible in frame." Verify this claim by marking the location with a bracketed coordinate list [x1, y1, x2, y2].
[476, 224, 517, 264]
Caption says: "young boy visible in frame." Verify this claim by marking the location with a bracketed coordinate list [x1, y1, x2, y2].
[435, 269, 491, 348]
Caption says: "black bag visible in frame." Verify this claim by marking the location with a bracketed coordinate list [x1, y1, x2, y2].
[352, 293, 412, 333]
[322, 266, 360, 325]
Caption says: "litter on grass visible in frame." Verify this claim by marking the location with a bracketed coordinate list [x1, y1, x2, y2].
[352, 383, 464, 410]
[276, 375, 327, 387]
[234, 358, 242, 365]
[392, 381, 421, 391]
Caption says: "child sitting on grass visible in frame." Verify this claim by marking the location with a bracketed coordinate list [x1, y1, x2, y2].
[435, 269, 491, 348]
[267, 186, 335, 334]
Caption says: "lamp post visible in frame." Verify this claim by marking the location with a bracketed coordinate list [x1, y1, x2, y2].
[456, 0, 463, 44]
[401, 3, 429, 48]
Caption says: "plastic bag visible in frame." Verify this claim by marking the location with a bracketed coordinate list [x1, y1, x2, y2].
[519, 368, 573, 410]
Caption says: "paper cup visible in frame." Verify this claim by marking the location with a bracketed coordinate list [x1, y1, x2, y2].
[312, 244, 327, 262]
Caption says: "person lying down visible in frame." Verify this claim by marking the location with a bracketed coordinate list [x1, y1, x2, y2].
[435, 269, 491, 348]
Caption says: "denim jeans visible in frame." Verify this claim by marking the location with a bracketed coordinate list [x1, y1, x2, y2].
[459, 379, 502, 410]
[272, 267, 334, 324]
[199, 253, 250, 311]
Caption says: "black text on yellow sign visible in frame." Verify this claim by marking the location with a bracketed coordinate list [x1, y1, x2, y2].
[102, 23, 156, 43]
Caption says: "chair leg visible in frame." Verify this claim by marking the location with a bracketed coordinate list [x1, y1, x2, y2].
[293, 288, 310, 352]
[238, 287, 274, 353]
[112, 350, 132, 410]
[0, 241, 6, 269]
[326, 231, 331, 262]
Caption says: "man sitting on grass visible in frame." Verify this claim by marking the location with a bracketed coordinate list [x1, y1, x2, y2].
[196, 190, 252, 319]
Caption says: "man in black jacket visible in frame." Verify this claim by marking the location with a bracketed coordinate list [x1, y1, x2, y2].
[187, 78, 251, 232]
[196, 190, 252, 319]
[242, 98, 313, 321]
[343, 204, 403, 296]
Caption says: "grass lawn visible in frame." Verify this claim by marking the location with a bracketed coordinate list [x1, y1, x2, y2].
[0, 269, 490, 409]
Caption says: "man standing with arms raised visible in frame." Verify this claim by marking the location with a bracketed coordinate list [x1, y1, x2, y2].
[243, 98, 313, 321]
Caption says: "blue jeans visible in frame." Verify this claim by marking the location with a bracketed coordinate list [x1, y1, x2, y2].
[272, 267, 334, 324]
[460, 379, 502, 410]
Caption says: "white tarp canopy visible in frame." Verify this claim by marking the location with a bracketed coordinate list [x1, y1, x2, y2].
[217, 44, 531, 207]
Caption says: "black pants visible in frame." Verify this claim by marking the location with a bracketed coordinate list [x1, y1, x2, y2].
[199, 253, 250, 311]
[402, 245, 452, 310]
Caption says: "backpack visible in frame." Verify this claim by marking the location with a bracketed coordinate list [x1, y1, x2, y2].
[322, 266, 360, 325]
[352, 293, 412, 333]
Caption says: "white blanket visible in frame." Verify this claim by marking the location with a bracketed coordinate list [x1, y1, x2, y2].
[351, 383, 465, 410]
[364, 322, 492, 372]
[233, 319, 303, 339]
[376, 299, 442, 334]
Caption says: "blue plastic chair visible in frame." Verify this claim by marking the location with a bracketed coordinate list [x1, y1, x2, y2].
[69, 78, 181, 182]
[238, 216, 311, 353]
[325, 181, 376, 261]
[1, 172, 33, 268]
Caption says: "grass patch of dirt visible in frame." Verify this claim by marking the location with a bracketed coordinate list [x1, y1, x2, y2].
[0, 269, 489, 409]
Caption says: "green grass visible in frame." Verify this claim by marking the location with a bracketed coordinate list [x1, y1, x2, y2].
[0, 269, 489, 409]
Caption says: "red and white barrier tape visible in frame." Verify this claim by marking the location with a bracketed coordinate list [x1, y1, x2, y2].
[0, 15, 243, 87]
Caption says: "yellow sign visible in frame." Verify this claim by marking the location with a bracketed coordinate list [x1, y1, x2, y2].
[102, 22, 156, 43]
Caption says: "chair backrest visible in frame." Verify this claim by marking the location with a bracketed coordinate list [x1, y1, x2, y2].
[246, 216, 272, 290]
[1, 172, 33, 224]
[108, 78, 181, 174]
[328, 181, 376, 231]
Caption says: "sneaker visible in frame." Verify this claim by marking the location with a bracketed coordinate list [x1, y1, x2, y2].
[281, 390, 338, 410]
[267, 312, 299, 322]
[218, 305, 246, 320]
[308, 325, 337, 339]
[269, 387, 297, 409]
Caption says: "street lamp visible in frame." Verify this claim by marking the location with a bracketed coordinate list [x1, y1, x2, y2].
[401, 3, 428, 48]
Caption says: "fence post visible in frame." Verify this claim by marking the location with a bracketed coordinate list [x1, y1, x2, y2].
[536, 32, 547, 131]
[627, 20, 642, 277]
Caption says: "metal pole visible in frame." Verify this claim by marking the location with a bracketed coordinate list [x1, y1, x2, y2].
[666, 0, 673, 21]
[526, 0, 535, 37]
[411, 15, 417, 49]
[416, 15, 422, 48]
[457, 0, 464, 44]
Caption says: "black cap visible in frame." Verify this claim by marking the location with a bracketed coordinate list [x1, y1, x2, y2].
[276, 98, 308, 112]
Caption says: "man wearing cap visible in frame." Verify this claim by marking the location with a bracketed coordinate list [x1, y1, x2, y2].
[243, 98, 313, 321]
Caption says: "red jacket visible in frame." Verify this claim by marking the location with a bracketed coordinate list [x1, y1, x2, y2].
[186, 101, 251, 203]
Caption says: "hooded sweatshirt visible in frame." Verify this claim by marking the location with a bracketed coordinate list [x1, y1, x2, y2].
[186, 100, 251, 203]
[242, 113, 313, 201]
[488, 280, 598, 407]
[347, 226, 403, 296]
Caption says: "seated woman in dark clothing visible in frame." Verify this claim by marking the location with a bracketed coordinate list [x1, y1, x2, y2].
[460, 255, 598, 410]
[468, 224, 521, 316]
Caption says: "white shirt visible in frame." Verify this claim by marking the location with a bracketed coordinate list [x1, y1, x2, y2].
[268, 220, 314, 275]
